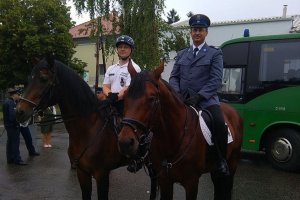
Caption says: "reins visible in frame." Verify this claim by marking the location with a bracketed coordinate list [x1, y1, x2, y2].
[72, 116, 110, 171]
[122, 78, 200, 175]
[161, 106, 199, 172]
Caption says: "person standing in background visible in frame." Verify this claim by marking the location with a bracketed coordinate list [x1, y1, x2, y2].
[40, 106, 56, 148]
[20, 124, 40, 156]
[2, 88, 27, 165]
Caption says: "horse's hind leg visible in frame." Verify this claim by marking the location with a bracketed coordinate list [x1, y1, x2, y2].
[77, 169, 92, 200]
[210, 172, 233, 200]
[95, 171, 109, 200]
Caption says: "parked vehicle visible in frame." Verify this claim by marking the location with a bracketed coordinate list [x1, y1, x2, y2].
[219, 33, 300, 171]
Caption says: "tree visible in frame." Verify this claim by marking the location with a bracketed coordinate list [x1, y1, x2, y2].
[72, 0, 165, 70]
[187, 11, 194, 18]
[71, 0, 188, 70]
[0, 0, 85, 89]
[166, 8, 180, 24]
[119, 0, 165, 70]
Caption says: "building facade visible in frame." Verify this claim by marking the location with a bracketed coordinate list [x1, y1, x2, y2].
[69, 15, 118, 87]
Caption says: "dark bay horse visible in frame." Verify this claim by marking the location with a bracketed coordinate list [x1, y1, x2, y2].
[15, 57, 157, 200]
[117, 62, 243, 200]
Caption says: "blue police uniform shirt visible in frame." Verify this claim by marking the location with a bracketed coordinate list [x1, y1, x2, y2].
[169, 42, 224, 109]
[3, 98, 18, 128]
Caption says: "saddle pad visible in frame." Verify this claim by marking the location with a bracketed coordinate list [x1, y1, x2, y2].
[191, 107, 233, 146]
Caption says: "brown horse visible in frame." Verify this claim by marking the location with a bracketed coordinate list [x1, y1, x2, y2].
[15, 57, 157, 200]
[117, 61, 243, 200]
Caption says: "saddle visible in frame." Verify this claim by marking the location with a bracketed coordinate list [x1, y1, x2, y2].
[190, 107, 233, 145]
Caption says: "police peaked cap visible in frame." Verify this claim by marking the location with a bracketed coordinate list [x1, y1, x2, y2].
[189, 14, 211, 28]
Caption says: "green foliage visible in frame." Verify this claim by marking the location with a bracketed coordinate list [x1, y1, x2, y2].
[162, 28, 190, 59]
[166, 8, 180, 24]
[118, 0, 165, 70]
[0, 0, 84, 89]
[69, 57, 87, 75]
[71, 0, 189, 70]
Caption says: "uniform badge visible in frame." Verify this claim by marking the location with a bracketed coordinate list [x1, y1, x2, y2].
[120, 77, 125, 87]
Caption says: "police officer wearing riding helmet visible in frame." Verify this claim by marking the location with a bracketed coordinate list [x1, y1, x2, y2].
[103, 35, 141, 113]
[169, 14, 230, 176]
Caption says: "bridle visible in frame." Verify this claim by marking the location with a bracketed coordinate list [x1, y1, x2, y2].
[19, 64, 58, 116]
[121, 77, 199, 173]
[121, 78, 160, 172]
[122, 78, 160, 142]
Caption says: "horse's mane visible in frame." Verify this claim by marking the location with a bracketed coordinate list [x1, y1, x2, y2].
[55, 60, 99, 115]
[127, 71, 147, 98]
[38, 59, 99, 116]
[127, 70, 183, 102]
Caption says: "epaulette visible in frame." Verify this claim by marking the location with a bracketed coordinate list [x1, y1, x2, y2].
[209, 45, 220, 50]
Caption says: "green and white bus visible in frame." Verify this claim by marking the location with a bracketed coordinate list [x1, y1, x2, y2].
[219, 33, 300, 171]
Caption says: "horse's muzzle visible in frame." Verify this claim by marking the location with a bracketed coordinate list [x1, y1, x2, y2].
[118, 137, 138, 158]
[15, 107, 33, 124]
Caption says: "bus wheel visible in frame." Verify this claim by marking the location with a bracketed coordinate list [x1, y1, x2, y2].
[266, 128, 300, 172]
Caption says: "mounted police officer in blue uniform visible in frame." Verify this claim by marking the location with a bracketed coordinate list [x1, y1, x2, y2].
[169, 14, 230, 176]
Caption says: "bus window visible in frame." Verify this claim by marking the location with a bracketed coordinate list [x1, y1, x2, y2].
[220, 42, 248, 102]
[220, 68, 244, 102]
[222, 68, 243, 94]
[259, 41, 300, 83]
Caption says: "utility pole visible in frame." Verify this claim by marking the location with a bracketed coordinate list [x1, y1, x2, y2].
[95, 33, 100, 92]
[99, 33, 106, 75]
[94, 17, 101, 93]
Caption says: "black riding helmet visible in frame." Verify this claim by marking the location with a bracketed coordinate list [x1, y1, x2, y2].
[116, 35, 135, 49]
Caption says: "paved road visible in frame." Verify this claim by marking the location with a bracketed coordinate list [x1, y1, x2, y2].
[0, 124, 299, 200]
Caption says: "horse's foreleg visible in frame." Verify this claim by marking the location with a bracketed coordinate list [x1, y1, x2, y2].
[210, 171, 233, 200]
[77, 169, 92, 200]
[159, 177, 173, 200]
[183, 177, 199, 200]
[147, 165, 158, 200]
[95, 171, 110, 200]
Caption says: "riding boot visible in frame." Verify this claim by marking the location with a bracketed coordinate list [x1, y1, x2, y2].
[214, 129, 230, 176]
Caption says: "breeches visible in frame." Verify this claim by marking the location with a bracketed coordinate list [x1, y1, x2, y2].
[205, 104, 228, 156]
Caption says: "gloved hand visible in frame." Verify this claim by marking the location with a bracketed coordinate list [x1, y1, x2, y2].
[107, 92, 119, 104]
[184, 94, 203, 106]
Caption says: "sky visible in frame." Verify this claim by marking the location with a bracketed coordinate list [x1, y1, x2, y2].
[69, 0, 300, 25]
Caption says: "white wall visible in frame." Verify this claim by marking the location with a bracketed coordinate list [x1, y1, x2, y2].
[207, 20, 293, 46]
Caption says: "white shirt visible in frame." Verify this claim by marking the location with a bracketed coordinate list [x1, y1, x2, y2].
[193, 41, 205, 56]
[103, 60, 141, 93]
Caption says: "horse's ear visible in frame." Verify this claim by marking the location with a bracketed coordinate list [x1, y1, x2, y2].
[153, 59, 164, 80]
[128, 59, 137, 77]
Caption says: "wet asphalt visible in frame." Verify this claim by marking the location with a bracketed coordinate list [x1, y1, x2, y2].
[0, 123, 299, 200]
